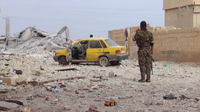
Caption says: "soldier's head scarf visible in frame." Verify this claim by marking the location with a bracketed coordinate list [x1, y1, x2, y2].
[140, 21, 147, 31]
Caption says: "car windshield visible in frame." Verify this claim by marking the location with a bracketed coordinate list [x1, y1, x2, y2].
[105, 39, 119, 47]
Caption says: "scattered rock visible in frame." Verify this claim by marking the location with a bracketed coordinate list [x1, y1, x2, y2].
[88, 89, 94, 92]
[163, 94, 177, 100]
[179, 95, 190, 100]
[15, 70, 23, 75]
[32, 70, 42, 76]
[63, 105, 71, 110]
[108, 71, 115, 78]
[88, 105, 99, 112]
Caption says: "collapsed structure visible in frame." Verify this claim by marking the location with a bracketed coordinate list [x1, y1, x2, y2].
[0, 26, 75, 55]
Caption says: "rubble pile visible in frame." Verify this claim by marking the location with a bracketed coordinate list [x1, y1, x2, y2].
[1, 26, 74, 55]
[153, 26, 177, 32]
[6, 36, 67, 55]
[0, 54, 200, 111]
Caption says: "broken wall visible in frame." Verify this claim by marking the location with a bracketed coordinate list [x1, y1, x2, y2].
[153, 28, 200, 62]
[18, 27, 33, 41]
[108, 27, 200, 62]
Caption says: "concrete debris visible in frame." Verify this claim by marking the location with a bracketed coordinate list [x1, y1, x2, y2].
[1, 26, 74, 55]
[88, 105, 99, 112]
[108, 71, 115, 78]
[63, 105, 71, 110]
[2, 76, 18, 85]
[0, 101, 19, 110]
[153, 26, 176, 32]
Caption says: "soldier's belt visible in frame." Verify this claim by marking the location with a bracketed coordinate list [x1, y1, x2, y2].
[139, 47, 150, 50]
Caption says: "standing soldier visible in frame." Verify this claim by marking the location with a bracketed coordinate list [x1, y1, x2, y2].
[90, 34, 93, 38]
[132, 21, 154, 82]
[124, 28, 128, 48]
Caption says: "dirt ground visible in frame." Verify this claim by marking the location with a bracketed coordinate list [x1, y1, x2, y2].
[0, 55, 200, 112]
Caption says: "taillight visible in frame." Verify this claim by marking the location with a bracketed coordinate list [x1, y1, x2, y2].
[115, 50, 120, 54]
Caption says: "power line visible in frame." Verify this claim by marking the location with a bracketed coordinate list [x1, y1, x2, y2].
[0, 21, 109, 32]
[0, 16, 164, 25]
[0, 17, 164, 30]
[0, 20, 164, 32]
[0, 8, 164, 18]
[0, 4, 164, 11]
[0, 16, 164, 27]
[0, 20, 164, 29]
[0, 23, 164, 36]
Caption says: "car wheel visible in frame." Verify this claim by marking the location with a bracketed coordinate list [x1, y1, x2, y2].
[58, 56, 68, 65]
[99, 56, 109, 67]
[110, 61, 119, 65]
[110, 103, 113, 106]
[114, 102, 117, 105]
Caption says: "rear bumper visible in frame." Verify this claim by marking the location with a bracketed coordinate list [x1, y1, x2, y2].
[53, 56, 59, 62]
[107, 53, 129, 61]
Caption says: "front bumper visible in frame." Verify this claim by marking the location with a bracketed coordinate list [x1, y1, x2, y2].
[107, 53, 129, 61]
[53, 56, 59, 62]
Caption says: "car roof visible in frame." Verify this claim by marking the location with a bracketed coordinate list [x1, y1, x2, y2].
[77, 38, 109, 41]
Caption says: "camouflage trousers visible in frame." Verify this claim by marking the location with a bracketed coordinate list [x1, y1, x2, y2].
[138, 49, 152, 80]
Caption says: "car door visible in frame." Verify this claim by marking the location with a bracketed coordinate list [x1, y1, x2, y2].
[71, 42, 82, 60]
[86, 40, 104, 61]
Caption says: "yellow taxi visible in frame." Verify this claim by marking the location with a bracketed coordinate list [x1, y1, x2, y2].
[53, 38, 129, 67]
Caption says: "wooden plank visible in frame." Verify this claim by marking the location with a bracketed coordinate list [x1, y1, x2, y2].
[36, 76, 86, 83]
[53, 66, 79, 71]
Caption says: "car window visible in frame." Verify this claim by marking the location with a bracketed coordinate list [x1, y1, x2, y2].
[100, 40, 107, 48]
[81, 41, 89, 50]
[90, 41, 102, 48]
[74, 43, 80, 49]
[105, 39, 119, 47]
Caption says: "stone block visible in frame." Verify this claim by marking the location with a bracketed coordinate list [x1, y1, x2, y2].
[2, 76, 17, 85]
[16, 75, 27, 85]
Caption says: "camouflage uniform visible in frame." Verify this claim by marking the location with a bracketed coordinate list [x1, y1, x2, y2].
[133, 26, 154, 82]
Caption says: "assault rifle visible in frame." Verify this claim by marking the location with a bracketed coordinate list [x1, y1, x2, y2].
[151, 58, 154, 75]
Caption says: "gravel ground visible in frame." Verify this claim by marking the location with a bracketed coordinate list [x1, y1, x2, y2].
[0, 54, 200, 112]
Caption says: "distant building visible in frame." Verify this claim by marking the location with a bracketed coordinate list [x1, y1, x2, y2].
[163, 0, 200, 28]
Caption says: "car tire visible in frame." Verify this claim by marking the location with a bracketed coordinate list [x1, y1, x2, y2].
[99, 56, 109, 67]
[110, 103, 113, 106]
[114, 102, 117, 105]
[58, 56, 68, 65]
[110, 61, 119, 65]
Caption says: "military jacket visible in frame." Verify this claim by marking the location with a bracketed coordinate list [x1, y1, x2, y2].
[133, 30, 154, 47]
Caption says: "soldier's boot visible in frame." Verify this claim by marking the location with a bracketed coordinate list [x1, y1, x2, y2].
[138, 79, 146, 82]
[146, 79, 150, 82]
[138, 65, 146, 82]
[146, 64, 151, 82]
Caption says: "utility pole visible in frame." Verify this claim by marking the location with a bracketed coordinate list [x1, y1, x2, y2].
[5, 17, 10, 46]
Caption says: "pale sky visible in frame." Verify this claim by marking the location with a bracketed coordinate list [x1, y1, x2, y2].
[0, 0, 164, 39]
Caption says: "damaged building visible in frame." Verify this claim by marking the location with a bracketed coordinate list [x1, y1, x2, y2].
[1, 26, 74, 55]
